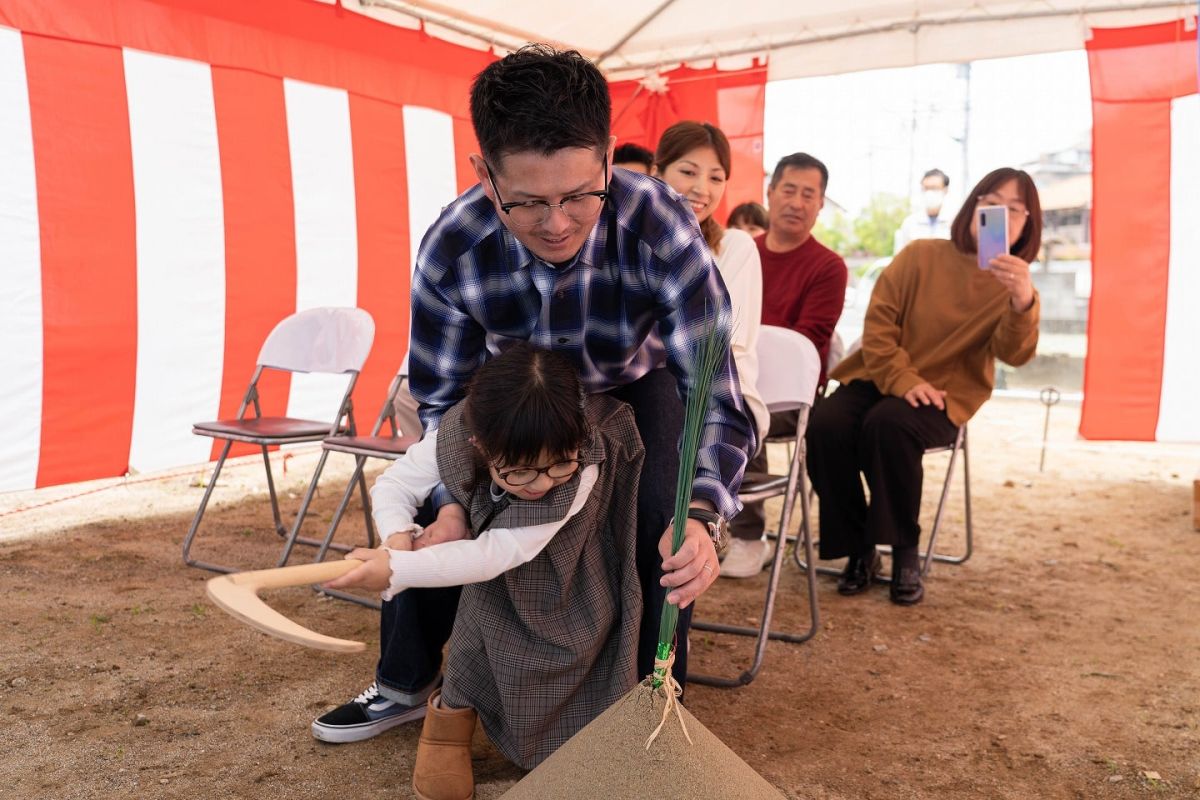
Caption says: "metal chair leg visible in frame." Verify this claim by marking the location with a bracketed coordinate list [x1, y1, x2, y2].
[690, 426, 820, 688]
[920, 430, 961, 575]
[307, 457, 386, 609]
[276, 449, 332, 567]
[261, 444, 287, 538]
[313, 456, 368, 564]
[356, 465, 378, 549]
[182, 439, 236, 573]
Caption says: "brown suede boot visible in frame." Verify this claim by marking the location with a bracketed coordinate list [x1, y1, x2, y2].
[412, 690, 476, 800]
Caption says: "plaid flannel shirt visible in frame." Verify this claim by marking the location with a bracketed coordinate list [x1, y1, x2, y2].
[408, 169, 754, 519]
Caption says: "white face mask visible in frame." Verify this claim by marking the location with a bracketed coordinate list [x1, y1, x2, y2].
[922, 189, 946, 210]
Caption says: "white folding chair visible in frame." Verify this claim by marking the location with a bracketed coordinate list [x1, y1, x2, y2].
[304, 363, 421, 609]
[183, 307, 375, 574]
[690, 326, 822, 688]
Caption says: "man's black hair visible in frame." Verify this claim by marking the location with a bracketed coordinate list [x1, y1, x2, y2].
[613, 142, 654, 170]
[923, 168, 950, 188]
[769, 152, 830, 193]
[470, 44, 611, 167]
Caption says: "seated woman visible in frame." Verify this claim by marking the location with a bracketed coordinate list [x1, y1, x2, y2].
[651, 121, 769, 579]
[326, 343, 644, 800]
[807, 167, 1042, 605]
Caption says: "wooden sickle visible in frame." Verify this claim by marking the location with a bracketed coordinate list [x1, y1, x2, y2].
[206, 560, 366, 653]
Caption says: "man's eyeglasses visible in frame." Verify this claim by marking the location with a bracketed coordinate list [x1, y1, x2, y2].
[977, 194, 1030, 219]
[485, 155, 609, 228]
[494, 459, 581, 487]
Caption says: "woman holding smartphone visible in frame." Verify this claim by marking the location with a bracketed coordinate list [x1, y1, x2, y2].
[806, 167, 1041, 605]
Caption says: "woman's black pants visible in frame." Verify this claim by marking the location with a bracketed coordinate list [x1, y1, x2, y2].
[806, 380, 958, 560]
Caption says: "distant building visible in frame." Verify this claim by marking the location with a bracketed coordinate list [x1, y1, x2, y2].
[1022, 142, 1091, 260]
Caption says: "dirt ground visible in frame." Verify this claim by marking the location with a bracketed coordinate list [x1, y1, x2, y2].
[2, 397, 1198, 799]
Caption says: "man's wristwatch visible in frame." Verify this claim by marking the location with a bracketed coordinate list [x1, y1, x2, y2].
[687, 508, 730, 559]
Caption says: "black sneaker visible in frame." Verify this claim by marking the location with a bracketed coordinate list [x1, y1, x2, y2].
[311, 680, 435, 743]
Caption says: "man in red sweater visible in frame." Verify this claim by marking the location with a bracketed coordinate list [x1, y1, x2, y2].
[724, 153, 848, 577]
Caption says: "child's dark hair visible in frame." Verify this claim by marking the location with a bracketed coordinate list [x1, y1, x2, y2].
[469, 44, 611, 166]
[728, 201, 768, 230]
[464, 342, 588, 467]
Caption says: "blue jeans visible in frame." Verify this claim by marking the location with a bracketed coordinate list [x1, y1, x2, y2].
[374, 368, 692, 699]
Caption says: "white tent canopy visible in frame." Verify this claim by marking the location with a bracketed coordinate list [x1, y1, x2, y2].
[343, 0, 1192, 79]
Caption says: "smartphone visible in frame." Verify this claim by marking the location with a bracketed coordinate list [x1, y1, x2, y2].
[976, 205, 1008, 270]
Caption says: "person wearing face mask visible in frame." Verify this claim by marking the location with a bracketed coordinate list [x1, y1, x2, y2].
[893, 168, 953, 253]
[652, 122, 769, 578]
[808, 167, 1041, 606]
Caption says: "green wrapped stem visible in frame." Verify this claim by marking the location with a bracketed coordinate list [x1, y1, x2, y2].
[651, 313, 730, 689]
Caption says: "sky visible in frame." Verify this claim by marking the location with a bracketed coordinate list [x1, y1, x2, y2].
[763, 50, 1094, 217]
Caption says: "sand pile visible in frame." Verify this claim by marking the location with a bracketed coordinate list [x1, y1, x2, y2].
[501, 682, 786, 799]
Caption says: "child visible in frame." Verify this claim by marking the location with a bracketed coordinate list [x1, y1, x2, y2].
[326, 342, 645, 800]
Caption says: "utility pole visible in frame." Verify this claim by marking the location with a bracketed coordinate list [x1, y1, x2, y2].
[957, 62, 971, 188]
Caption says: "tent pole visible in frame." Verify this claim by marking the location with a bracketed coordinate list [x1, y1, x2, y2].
[595, 0, 680, 68]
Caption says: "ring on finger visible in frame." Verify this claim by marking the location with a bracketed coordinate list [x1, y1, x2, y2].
[702, 562, 714, 575]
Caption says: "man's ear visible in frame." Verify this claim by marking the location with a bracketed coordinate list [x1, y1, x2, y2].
[605, 136, 617, 179]
[469, 155, 494, 202]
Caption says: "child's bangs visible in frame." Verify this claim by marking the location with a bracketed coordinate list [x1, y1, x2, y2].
[487, 395, 587, 467]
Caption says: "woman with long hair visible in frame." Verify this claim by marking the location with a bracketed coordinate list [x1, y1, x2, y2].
[653, 121, 769, 578]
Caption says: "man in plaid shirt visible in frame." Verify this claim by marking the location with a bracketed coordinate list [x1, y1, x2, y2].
[313, 45, 755, 749]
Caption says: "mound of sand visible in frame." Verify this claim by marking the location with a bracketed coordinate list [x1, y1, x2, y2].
[502, 682, 786, 799]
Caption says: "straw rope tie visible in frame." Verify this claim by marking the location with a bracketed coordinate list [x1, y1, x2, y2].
[644, 651, 693, 750]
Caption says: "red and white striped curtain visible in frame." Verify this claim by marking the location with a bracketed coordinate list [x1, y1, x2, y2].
[0, 0, 492, 492]
[1082, 17, 1199, 441]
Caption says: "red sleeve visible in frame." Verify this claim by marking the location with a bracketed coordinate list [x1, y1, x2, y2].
[793, 254, 848, 379]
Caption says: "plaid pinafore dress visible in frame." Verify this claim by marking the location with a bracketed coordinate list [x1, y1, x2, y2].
[436, 393, 644, 769]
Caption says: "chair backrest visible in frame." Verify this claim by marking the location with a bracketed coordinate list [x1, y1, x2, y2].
[367, 355, 421, 438]
[257, 307, 375, 374]
[755, 325, 820, 412]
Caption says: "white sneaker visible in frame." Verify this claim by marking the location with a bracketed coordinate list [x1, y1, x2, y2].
[720, 538, 772, 579]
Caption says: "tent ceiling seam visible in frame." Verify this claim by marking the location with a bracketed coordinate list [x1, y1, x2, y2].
[358, 0, 587, 56]
[595, 0, 680, 67]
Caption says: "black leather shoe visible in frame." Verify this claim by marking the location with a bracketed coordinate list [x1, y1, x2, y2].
[837, 551, 881, 595]
[889, 566, 924, 605]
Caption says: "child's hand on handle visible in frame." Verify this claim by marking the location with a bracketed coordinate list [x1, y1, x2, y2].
[658, 519, 719, 610]
[323, 548, 392, 592]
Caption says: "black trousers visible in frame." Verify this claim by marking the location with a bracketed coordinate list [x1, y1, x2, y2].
[375, 368, 693, 696]
[805, 380, 958, 560]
